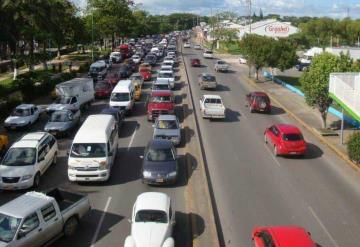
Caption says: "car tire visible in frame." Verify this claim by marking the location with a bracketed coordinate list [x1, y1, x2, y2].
[63, 216, 79, 238]
[274, 146, 278, 156]
[264, 135, 268, 144]
[33, 173, 41, 189]
[52, 153, 57, 165]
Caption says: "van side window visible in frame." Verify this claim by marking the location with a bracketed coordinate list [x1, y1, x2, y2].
[71, 97, 78, 104]
[109, 128, 117, 146]
[38, 145, 47, 162]
[41, 203, 56, 222]
[21, 213, 40, 233]
[44, 135, 56, 149]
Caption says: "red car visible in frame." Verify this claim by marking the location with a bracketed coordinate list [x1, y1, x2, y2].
[106, 72, 120, 85]
[139, 68, 152, 81]
[264, 124, 307, 156]
[94, 81, 113, 98]
[190, 58, 201, 67]
[246, 92, 271, 113]
[252, 226, 316, 247]
[147, 90, 174, 121]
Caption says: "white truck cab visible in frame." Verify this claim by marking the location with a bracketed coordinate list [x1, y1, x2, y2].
[109, 80, 135, 113]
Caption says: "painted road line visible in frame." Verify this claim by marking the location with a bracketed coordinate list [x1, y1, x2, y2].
[91, 196, 112, 246]
[308, 206, 340, 247]
[263, 143, 281, 167]
[127, 127, 137, 151]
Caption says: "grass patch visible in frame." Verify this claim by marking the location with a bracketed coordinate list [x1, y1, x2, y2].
[0, 77, 13, 87]
[67, 53, 91, 62]
[274, 75, 302, 90]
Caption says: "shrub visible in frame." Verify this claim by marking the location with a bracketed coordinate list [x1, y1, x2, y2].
[347, 132, 360, 164]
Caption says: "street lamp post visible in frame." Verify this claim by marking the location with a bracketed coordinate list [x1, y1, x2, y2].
[91, 8, 94, 61]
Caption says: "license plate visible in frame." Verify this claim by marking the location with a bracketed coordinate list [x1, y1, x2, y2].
[290, 152, 297, 154]
[85, 177, 90, 181]
[156, 178, 164, 183]
[4, 185, 13, 189]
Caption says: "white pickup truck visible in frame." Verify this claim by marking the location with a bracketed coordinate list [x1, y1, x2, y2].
[214, 60, 229, 72]
[0, 188, 90, 246]
[47, 78, 94, 115]
[199, 95, 226, 119]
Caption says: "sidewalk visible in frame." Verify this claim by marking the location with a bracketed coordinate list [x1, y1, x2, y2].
[219, 54, 360, 171]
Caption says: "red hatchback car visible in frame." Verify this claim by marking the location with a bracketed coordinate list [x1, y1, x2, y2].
[139, 68, 152, 81]
[252, 226, 316, 247]
[190, 58, 201, 67]
[264, 124, 307, 156]
[246, 91, 271, 113]
[94, 81, 113, 98]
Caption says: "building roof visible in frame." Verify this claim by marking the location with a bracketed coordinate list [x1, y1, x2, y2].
[135, 192, 170, 213]
[0, 192, 54, 218]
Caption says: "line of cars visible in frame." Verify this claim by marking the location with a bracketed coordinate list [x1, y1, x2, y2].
[187, 39, 314, 246]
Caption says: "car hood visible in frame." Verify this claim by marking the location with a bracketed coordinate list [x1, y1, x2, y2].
[48, 104, 69, 111]
[143, 160, 177, 174]
[45, 121, 71, 131]
[132, 223, 169, 247]
[4, 116, 29, 124]
[0, 165, 34, 178]
[154, 128, 180, 137]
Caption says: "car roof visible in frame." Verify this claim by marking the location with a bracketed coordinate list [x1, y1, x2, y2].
[266, 226, 316, 247]
[0, 192, 54, 218]
[157, 115, 177, 121]
[147, 139, 173, 149]
[113, 80, 132, 91]
[12, 132, 49, 148]
[251, 91, 268, 97]
[204, 94, 222, 99]
[275, 124, 302, 134]
[135, 192, 170, 213]
[74, 115, 114, 143]
[16, 104, 35, 109]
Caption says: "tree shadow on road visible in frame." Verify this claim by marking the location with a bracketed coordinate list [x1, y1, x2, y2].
[174, 212, 205, 246]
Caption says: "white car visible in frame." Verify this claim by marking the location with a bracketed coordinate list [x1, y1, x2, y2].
[4, 104, 41, 130]
[194, 44, 201, 50]
[110, 51, 122, 63]
[239, 56, 247, 64]
[124, 192, 175, 247]
[132, 54, 141, 64]
[203, 50, 214, 59]
[157, 70, 175, 89]
[183, 42, 191, 48]
[199, 94, 226, 119]
[0, 132, 58, 190]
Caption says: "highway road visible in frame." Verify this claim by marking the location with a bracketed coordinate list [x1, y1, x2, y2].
[182, 43, 360, 247]
[0, 61, 192, 246]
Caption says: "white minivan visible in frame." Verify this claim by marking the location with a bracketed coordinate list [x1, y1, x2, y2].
[68, 115, 118, 182]
[109, 80, 135, 113]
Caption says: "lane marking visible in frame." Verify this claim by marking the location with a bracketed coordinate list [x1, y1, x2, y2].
[91, 196, 112, 246]
[263, 143, 281, 167]
[127, 127, 137, 151]
[308, 206, 340, 247]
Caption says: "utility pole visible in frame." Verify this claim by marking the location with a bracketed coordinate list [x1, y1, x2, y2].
[246, 0, 252, 33]
[91, 9, 94, 61]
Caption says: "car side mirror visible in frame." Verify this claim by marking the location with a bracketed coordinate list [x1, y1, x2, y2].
[17, 228, 28, 239]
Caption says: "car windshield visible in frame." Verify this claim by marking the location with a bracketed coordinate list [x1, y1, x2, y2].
[111, 93, 130, 102]
[131, 75, 142, 80]
[160, 73, 173, 78]
[95, 82, 111, 90]
[135, 210, 168, 223]
[204, 98, 222, 104]
[0, 213, 21, 243]
[70, 143, 106, 158]
[2, 148, 36, 166]
[50, 112, 71, 122]
[55, 97, 71, 104]
[157, 120, 178, 129]
[217, 61, 226, 64]
[146, 147, 175, 162]
[89, 66, 100, 72]
[202, 75, 215, 81]
[205, 51, 213, 54]
[153, 84, 169, 90]
[283, 134, 303, 141]
[150, 96, 171, 102]
[11, 108, 30, 117]
[254, 96, 270, 103]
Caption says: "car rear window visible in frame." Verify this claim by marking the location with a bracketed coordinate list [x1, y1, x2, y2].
[282, 134, 303, 141]
[135, 210, 168, 223]
[202, 75, 215, 81]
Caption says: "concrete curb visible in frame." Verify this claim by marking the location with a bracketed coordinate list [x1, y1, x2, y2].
[242, 74, 360, 173]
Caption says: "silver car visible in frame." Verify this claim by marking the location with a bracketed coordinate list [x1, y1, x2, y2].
[153, 115, 181, 146]
[44, 110, 80, 137]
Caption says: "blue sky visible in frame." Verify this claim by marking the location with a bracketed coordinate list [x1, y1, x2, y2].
[72, 0, 360, 18]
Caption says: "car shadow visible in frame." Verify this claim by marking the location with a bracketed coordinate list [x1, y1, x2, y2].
[210, 108, 240, 122]
[216, 84, 231, 92]
[284, 143, 323, 160]
[52, 209, 124, 247]
[129, 102, 147, 117]
[175, 95, 183, 105]
[269, 106, 286, 115]
[182, 126, 195, 147]
[119, 120, 140, 138]
[181, 104, 193, 122]
[174, 212, 204, 246]
[175, 81, 185, 91]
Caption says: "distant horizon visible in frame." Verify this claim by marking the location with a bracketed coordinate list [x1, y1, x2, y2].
[71, 0, 360, 19]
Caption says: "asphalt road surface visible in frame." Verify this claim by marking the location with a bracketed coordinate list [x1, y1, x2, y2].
[182, 43, 360, 247]
[0, 61, 191, 247]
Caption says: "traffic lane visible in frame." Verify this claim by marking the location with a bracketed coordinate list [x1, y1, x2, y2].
[183, 48, 360, 246]
[56, 67, 191, 246]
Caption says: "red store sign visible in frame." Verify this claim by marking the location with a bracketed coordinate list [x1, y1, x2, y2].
[265, 25, 290, 34]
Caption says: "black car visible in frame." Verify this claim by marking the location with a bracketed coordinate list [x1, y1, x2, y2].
[144, 54, 157, 66]
[100, 107, 125, 133]
[141, 139, 178, 185]
[295, 62, 311, 71]
[118, 64, 131, 78]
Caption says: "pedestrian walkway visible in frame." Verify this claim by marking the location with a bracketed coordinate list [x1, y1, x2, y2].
[219, 54, 360, 169]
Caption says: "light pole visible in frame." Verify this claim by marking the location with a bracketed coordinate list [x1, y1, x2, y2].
[91, 7, 94, 61]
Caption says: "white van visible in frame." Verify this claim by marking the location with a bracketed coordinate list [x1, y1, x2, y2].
[68, 115, 118, 182]
[109, 80, 135, 112]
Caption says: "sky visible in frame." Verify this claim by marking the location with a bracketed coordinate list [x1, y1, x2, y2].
[72, 0, 360, 19]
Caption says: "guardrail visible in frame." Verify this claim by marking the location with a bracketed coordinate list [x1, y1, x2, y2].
[263, 71, 360, 128]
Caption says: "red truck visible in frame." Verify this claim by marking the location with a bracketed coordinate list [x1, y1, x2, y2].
[147, 90, 174, 121]
[119, 44, 132, 59]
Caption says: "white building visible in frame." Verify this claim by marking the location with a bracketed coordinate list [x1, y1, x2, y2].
[325, 47, 360, 60]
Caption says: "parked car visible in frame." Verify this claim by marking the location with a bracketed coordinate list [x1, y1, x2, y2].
[194, 44, 201, 50]
[198, 73, 217, 90]
[0, 132, 58, 190]
[239, 55, 247, 64]
[100, 107, 125, 131]
[44, 110, 80, 137]
[141, 139, 178, 185]
[4, 104, 41, 130]
[246, 92, 271, 113]
[203, 50, 214, 59]
[0, 133, 8, 155]
[199, 95, 226, 119]
[88, 60, 108, 80]
[94, 80, 113, 98]
[264, 124, 307, 157]
[0, 188, 90, 246]
[110, 51, 122, 63]
[124, 192, 175, 247]
[147, 90, 174, 121]
[153, 115, 181, 146]
[252, 226, 316, 247]
[183, 42, 191, 48]
[214, 60, 229, 72]
[295, 62, 311, 71]
[191, 58, 201, 67]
